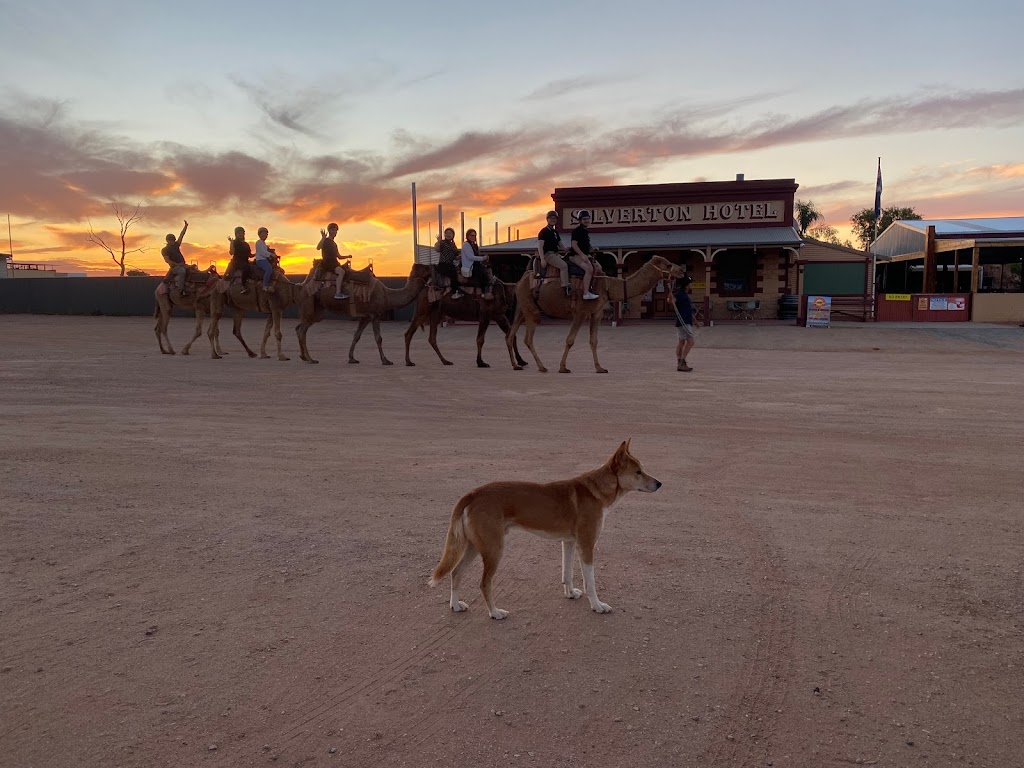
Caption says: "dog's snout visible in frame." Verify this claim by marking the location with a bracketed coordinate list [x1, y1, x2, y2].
[654, 480, 662, 490]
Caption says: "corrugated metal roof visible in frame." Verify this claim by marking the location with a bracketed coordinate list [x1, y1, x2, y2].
[871, 216, 1024, 258]
[481, 226, 802, 253]
[891, 217, 1024, 237]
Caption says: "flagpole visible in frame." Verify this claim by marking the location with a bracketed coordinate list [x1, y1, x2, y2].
[870, 157, 882, 319]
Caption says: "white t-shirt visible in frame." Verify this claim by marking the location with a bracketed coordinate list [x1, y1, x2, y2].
[255, 239, 274, 262]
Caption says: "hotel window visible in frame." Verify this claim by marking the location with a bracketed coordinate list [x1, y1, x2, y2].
[715, 250, 757, 296]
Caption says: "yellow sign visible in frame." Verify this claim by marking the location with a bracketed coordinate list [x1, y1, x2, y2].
[885, 293, 911, 301]
[691, 281, 706, 290]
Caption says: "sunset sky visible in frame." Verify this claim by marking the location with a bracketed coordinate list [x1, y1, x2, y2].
[2, 0, 1022, 276]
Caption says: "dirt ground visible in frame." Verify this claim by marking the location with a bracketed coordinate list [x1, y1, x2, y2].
[2, 315, 1022, 768]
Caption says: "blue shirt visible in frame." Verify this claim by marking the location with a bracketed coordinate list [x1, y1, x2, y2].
[674, 290, 694, 326]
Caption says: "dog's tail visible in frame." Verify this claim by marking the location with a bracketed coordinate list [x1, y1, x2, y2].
[428, 493, 472, 587]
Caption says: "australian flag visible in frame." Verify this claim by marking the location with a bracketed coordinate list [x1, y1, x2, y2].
[873, 157, 883, 223]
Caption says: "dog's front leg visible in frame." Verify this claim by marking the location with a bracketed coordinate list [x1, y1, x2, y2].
[581, 560, 612, 614]
[561, 541, 582, 599]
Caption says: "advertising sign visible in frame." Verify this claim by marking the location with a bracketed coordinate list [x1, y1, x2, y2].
[806, 295, 831, 327]
[929, 297, 949, 311]
[950, 297, 966, 311]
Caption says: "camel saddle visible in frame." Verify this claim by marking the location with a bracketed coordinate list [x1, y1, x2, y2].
[159, 265, 218, 296]
[530, 262, 609, 303]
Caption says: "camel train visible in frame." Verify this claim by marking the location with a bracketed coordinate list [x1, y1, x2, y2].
[154, 235, 685, 373]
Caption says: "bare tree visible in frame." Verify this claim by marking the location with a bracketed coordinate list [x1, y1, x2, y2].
[87, 203, 146, 276]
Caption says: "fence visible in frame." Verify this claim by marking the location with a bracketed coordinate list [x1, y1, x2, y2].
[0, 276, 417, 321]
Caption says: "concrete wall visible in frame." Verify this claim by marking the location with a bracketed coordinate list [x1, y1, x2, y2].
[0, 276, 418, 321]
[973, 293, 1024, 323]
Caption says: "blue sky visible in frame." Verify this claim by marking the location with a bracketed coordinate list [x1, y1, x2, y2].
[2, 0, 1022, 274]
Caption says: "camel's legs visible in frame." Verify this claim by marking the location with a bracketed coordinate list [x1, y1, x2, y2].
[475, 316, 491, 368]
[427, 311, 453, 366]
[180, 308, 206, 356]
[348, 316, 371, 363]
[558, 314, 587, 373]
[589, 312, 608, 373]
[495, 314, 527, 368]
[207, 302, 223, 359]
[403, 314, 420, 366]
[232, 309, 258, 358]
[371, 317, 392, 365]
[295, 301, 320, 364]
[154, 307, 174, 354]
[259, 315, 272, 358]
[271, 310, 288, 361]
[522, 316, 548, 373]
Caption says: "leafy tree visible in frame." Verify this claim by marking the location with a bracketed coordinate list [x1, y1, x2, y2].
[850, 206, 922, 249]
[126, 268, 149, 276]
[795, 200, 823, 238]
[87, 202, 146, 276]
[806, 224, 854, 249]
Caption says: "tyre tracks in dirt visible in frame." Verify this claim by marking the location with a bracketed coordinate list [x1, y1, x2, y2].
[702, 493, 797, 768]
[268, 547, 533, 761]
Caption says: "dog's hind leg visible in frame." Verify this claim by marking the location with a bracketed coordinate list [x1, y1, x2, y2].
[479, 544, 508, 620]
[561, 541, 582, 599]
[449, 545, 477, 612]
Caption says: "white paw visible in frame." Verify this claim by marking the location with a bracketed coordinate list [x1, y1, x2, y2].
[590, 601, 612, 614]
[451, 600, 468, 613]
[564, 586, 583, 599]
[489, 608, 509, 620]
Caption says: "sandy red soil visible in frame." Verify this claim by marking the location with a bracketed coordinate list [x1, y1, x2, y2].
[1, 316, 1022, 768]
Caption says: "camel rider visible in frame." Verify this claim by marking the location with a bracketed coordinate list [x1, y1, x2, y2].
[162, 220, 189, 294]
[228, 226, 254, 294]
[254, 227, 278, 292]
[316, 223, 350, 300]
[434, 227, 463, 299]
[570, 211, 600, 301]
[461, 229, 492, 300]
[537, 210, 570, 297]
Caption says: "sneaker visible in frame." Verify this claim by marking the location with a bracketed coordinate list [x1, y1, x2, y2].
[334, 292, 349, 300]
[482, 292, 494, 301]
[451, 292, 463, 299]
[582, 291, 599, 301]
[677, 360, 693, 372]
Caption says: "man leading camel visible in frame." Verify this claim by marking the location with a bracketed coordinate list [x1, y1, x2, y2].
[162, 220, 189, 294]
[571, 211, 600, 301]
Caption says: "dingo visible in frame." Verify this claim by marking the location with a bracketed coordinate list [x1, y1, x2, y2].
[428, 439, 661, 619]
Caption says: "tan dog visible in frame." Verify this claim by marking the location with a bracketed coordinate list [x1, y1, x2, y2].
[429, 439, 662, 619]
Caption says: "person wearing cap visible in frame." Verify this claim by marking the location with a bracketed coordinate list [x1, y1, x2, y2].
[227, 226, 254, 293]
[161, 220, 189, 294]
[434, 227, 463, 299]
[570, 211, 600, 301]
[672, 275, 697, 372]
[316, 223, 350, 300]
[537, 210, 570, 297]
[253, 226, 278, 292]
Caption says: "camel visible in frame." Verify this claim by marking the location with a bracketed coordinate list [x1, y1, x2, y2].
[402, 280, 527, 368]
[153, 269, 222, 356]
[295, 262, 432, 365]
[506, 254, 686, 373]
[207, 275, 302, 361]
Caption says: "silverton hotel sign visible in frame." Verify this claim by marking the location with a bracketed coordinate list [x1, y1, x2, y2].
[563, 200, 786, 229]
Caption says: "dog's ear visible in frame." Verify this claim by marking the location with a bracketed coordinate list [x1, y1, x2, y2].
[624, 437, 632, 454]
[611, 439, 629, 469]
